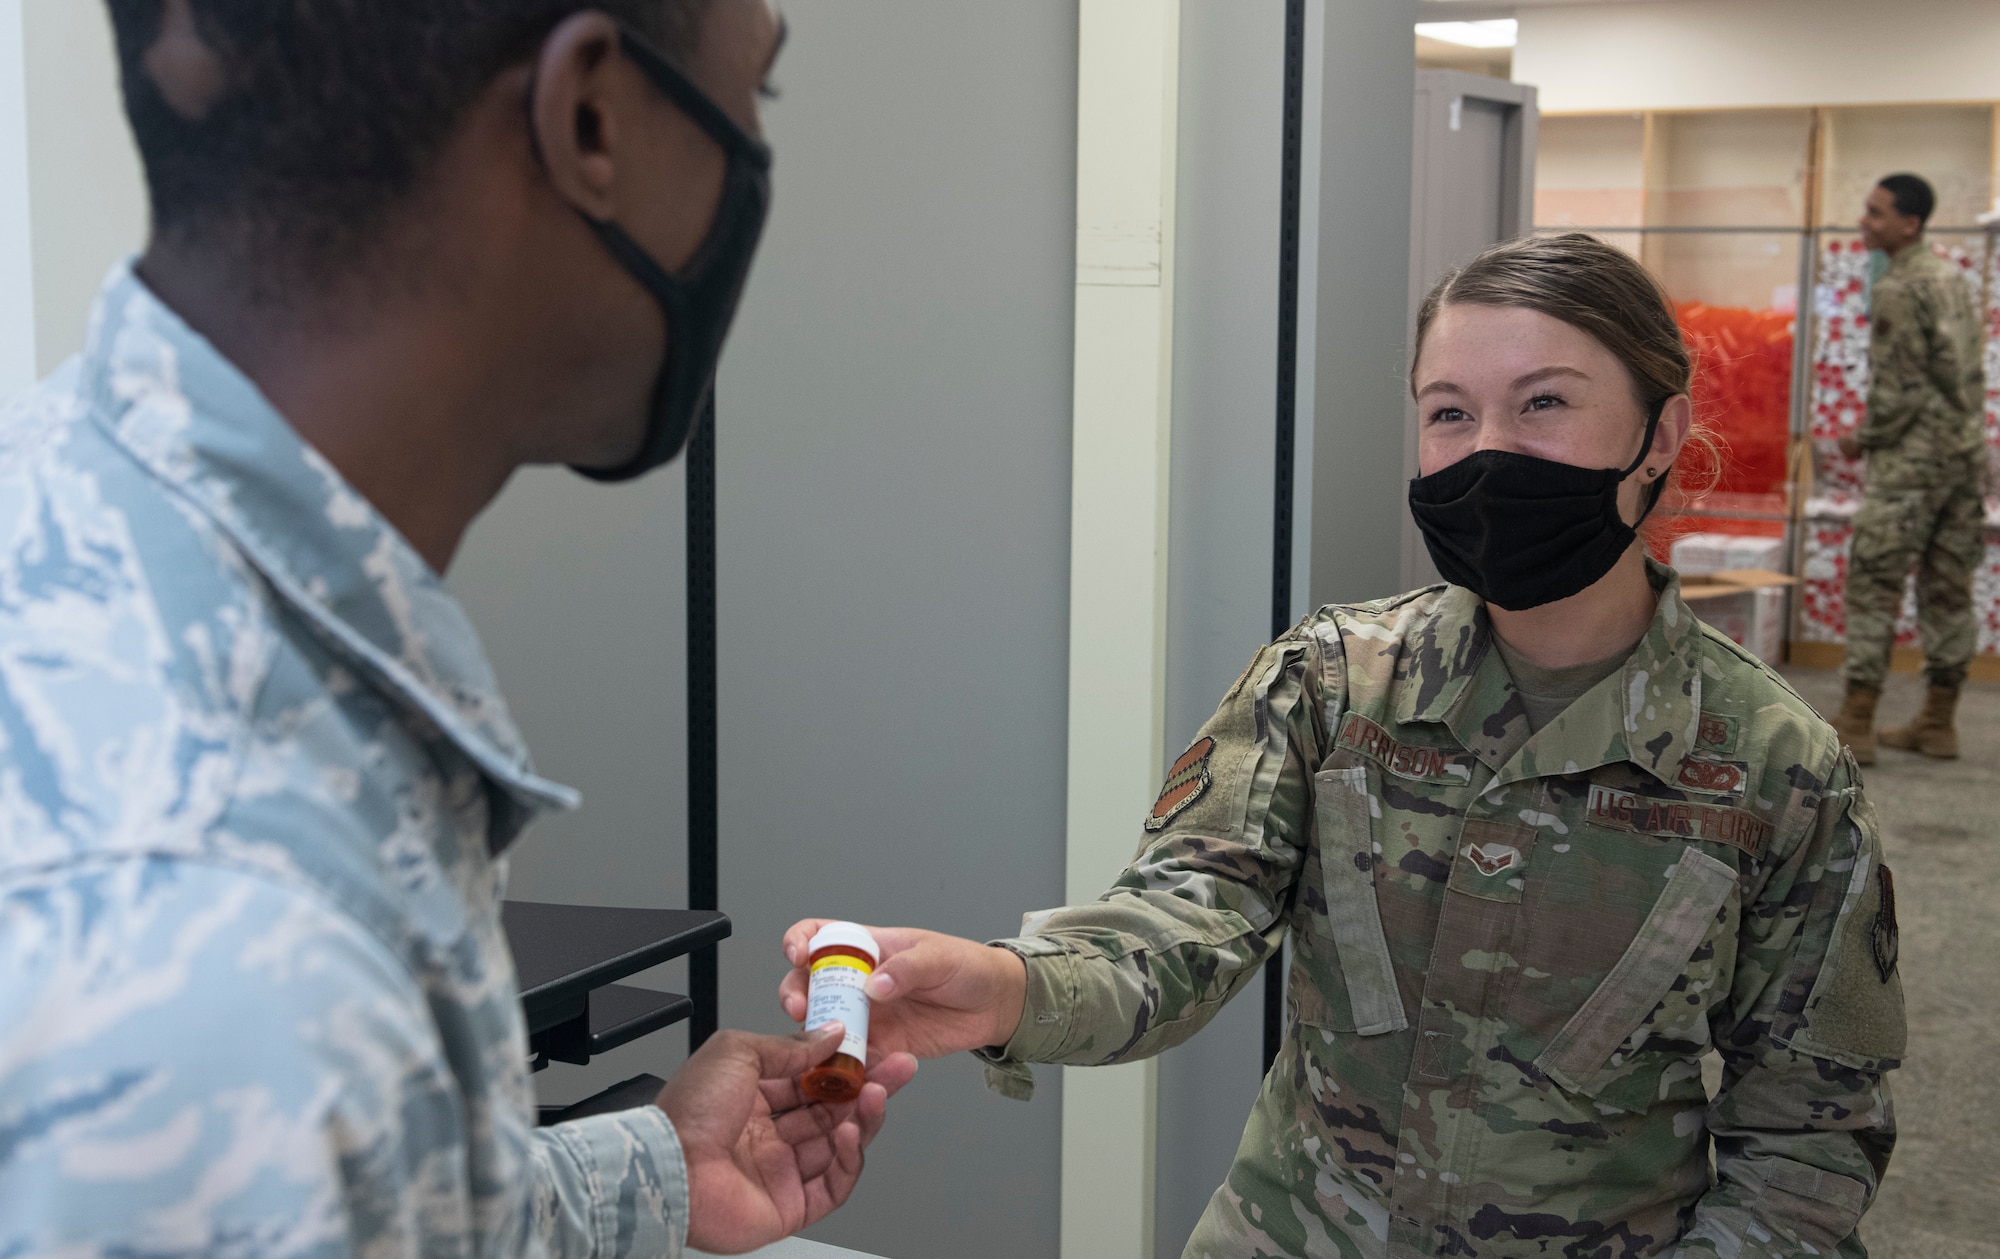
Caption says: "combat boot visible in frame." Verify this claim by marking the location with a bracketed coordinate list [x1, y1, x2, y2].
[1831, 682, 1880, 765]
[1880, 682, 1961, 759]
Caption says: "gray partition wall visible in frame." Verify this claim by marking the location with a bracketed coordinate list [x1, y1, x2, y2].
[709, 5, 1081, 1256]
[458, 5, 1077, 1258]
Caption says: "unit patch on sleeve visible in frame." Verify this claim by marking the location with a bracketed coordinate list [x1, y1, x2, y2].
[1336, 714, 1477, 785]
[1587, 784, 1772, 858]
[1146, 737, 1215, 832]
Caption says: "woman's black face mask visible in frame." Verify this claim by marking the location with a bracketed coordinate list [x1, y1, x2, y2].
[1406, 400, 1667, 612]
[556, 30, 774, 484]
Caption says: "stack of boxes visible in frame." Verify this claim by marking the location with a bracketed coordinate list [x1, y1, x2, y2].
[1668, 532, 1793, 665]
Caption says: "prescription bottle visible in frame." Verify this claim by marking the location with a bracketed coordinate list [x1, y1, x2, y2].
[799, 922, 881, 1104]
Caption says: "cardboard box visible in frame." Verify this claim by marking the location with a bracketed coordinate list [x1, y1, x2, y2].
[1679, 569, 1797, 665]
[1671, 532, 1786, 575]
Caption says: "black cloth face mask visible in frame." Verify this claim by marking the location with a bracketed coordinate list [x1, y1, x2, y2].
[563, 31, 774, 483]
[1406, 401, 1667, 611]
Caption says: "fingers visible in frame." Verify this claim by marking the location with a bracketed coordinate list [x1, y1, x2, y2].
[798, 1114, 868, 1227]
[778, 970, 807, 1022]
[747, 1023, 845, 1082]
[781, 918, 838, 968]
[865, 1051, 918, 1100]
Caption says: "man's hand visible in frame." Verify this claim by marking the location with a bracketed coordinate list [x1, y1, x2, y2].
[1838, 432, 1865, 460]
[778, 921, 1029, 1060]
[658, 1025, 918, 1255]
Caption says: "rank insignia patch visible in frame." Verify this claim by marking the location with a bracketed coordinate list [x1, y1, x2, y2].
[1873, 866, 1899, 982]
[1146, 737, 1215, 832]
[1465, 842, 1522, 877]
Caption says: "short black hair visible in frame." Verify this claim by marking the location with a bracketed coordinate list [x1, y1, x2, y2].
[1877, 173, 1937, 226]
[106, 0, 711, 280]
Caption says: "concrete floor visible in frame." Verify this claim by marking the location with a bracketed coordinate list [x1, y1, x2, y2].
[1778, 666, 2000, 1258]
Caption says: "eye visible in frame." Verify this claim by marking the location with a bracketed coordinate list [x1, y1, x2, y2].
[1427, 406, 1472, 425]
[1524, 393, 1566, 412]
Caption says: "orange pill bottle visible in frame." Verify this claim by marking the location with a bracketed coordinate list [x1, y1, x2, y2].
[799, 922, 880, 1104]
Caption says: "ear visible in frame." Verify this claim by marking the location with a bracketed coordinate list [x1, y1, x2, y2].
[1646, 392, 1694, 478]
[529, 12, 628, 222]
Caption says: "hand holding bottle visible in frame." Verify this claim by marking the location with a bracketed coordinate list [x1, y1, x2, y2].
[778, 920, 1029, 1060]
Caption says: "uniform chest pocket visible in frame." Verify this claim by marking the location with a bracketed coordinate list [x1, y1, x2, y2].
[1299, 764, 1409, 1036]
[1527, 845, 1737, 1110]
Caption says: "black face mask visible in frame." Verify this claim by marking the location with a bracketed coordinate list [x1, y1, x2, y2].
[566, 31, 773, 483]
[1407, 402, 1666, 612]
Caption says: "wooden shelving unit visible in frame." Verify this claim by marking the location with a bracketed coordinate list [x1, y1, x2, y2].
[1536, 103, 2000, 676]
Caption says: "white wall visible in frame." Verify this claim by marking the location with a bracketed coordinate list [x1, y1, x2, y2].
[1517, 0, 2000, 114]
[18, 0, 145, 373]
[0, 0, 35, 399]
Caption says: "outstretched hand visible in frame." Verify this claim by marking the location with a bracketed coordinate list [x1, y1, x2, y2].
[777, 921, 1028, 1061]
[658, 1025, 918, 1255]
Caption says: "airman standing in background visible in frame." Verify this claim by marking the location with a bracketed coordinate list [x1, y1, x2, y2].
[1834, 173, 1988, 763]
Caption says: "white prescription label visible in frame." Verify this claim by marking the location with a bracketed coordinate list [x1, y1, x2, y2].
[805, 957, 872, 1062]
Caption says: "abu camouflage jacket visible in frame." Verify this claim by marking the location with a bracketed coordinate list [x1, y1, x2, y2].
[1858, 238, 1986, 465]
[0, 268, 689, 1256]
[987, 568, 1902, 1259]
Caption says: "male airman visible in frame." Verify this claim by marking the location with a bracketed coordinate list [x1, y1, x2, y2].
[1834, 173, 1988, 763]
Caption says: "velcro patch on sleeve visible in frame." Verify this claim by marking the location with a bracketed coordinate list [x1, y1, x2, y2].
[1587, 785, 1772, 859]
[1145, 737, 1215, 831]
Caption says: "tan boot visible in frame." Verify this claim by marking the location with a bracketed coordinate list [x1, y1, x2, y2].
[1832, 682, 1880, 765]
[1880, 683, 1961, 759]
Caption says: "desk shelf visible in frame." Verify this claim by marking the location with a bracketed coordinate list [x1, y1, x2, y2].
[505, 901, 731, 1071]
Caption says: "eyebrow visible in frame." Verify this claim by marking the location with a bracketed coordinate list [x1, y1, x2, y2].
[1415, 364, 1591, 401]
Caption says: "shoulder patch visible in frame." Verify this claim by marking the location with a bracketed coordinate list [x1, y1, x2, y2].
[1145, 737, 1215, 831]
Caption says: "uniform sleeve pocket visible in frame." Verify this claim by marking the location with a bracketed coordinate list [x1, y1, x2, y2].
[1313, 765, 1409, 1035]
[1534, 848, 1735, 1096]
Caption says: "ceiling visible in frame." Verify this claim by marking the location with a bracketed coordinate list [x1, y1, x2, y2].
[1415, 0, 1700, 17]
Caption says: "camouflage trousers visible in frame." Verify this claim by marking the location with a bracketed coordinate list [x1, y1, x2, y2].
[1843, 455, 1986, 689]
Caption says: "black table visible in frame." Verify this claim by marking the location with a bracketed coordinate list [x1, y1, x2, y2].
[505, 901, 732, 1071]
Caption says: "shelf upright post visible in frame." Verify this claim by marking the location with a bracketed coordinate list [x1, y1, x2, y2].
[687, 397, 720, 1053]
[1262, 0, 1307, 1078]
[1784, 109, 1826, 656]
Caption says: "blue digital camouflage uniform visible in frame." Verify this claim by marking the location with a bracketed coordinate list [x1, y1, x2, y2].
[984, 565, 1902, 1258]
[0, 267, 691, 1256]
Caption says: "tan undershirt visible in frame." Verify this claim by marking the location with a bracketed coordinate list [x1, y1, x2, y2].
[1492, 634, 1634, 732]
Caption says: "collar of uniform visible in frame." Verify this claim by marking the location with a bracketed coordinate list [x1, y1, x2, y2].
[1887, 235, 1931, 276]
[78, 264, 581, 846]
[1395, 560, 1704, 787]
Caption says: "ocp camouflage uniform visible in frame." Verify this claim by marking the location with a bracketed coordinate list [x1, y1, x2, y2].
[1846, 238, 1988, 688]
[984, 565, 1902, 1259]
